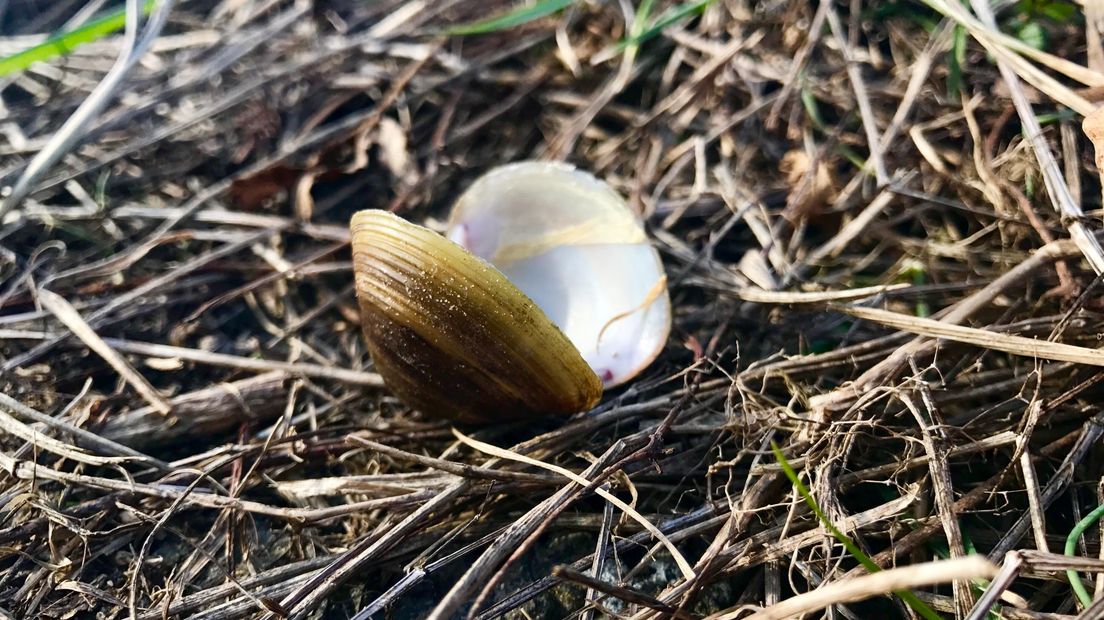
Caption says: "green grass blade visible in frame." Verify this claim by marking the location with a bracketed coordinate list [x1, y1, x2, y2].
[632, 0, 657, 37]
[444, 0, 576, 36]
[1065, 503, 1104, 607]
[633, 0, 713, 44]
[771, 442, 943, 620]
[947, 24, 966, 98]
[607, 0, 715, 52]
[800, 86, 826, 130]
[634, 0, 657, 27]
[0, 0, 157, 78]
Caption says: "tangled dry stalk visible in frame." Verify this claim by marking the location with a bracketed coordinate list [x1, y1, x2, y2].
[2, 0, 1104, 618]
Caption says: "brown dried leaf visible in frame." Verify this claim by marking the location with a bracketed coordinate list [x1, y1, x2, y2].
[780, 149, 837, 222]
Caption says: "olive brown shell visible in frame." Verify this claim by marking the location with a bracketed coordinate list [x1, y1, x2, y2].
[350, 209, 604, 423]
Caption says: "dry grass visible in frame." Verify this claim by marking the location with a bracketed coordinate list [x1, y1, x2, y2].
[2, 0, 1104, 618]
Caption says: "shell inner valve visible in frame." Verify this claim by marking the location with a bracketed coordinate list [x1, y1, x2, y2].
[446, 162, 671, 388]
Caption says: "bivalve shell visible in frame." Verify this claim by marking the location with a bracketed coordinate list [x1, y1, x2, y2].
[351, 209, 603, 423]
[446, 162, 671, 388]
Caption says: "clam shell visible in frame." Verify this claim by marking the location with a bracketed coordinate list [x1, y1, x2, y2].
[446, 161, 671, 388]
[351, 209, 603, 423]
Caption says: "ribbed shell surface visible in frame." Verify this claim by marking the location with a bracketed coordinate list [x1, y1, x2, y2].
[350, 210, 603, 423]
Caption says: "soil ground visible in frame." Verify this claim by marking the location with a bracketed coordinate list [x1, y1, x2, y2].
[2, 1, 1104, 618]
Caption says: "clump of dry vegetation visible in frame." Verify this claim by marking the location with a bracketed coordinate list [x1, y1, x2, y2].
[2, 0, 1104, 618]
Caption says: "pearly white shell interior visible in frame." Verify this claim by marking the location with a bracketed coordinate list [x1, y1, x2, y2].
[446, 161, 670, 388]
